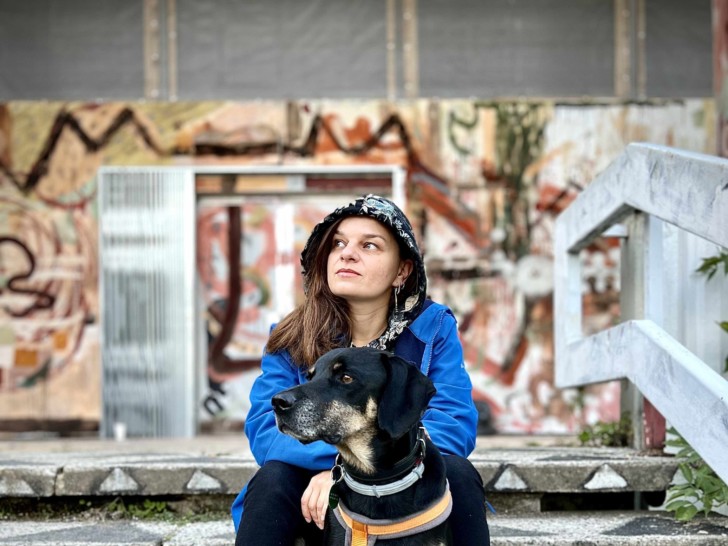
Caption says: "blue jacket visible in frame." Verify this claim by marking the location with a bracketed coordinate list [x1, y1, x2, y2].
[231, 300, 478, 530]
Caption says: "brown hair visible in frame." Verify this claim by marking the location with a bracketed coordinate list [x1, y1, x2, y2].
[265, 220, 352, 368]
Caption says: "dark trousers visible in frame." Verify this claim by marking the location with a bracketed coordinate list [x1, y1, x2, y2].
[235, 455, 490, 546]
[235, 461, 323, 546]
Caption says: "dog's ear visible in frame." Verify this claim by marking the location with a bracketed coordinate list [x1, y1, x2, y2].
[377, 353, 436, 439]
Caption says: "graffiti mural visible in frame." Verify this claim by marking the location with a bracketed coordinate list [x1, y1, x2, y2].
[0, 98, 715, 435]
[196, 197, 356, 425]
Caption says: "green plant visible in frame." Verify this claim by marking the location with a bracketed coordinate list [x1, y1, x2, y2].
[664, 428, 728, 521]
[105, 497, 170, 520]
[696, 250, 728, 372]
[128, 499, 169, 519]
[578, 412, 632, 447]
[695, 250, 728, 281]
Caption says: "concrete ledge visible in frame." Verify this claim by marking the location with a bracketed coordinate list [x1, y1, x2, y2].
[0, 447, 679, 499]
[1, 511, 727, 545]
[0, 464, 58, 497]
[56, 455, 257, 496]
[470, 447, 679, 494]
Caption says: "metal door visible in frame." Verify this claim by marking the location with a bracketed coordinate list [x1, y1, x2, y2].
[98, 167, 196, 437]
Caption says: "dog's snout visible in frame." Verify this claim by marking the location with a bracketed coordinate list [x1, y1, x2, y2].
[272, 391, 297, 413]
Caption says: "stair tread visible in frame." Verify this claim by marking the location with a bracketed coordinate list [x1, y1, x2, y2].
[0, 446, 679, 497]
[1, 511, 727, 545]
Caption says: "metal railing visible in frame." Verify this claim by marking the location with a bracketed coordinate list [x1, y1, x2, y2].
[554, 143, 728, 483]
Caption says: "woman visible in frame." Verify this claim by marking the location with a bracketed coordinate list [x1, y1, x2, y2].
[233, 194, 490, 545]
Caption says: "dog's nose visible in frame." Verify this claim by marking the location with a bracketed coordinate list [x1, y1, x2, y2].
[271, 391, 296, 413]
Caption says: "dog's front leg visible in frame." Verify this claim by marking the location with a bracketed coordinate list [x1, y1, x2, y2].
[322, 510, 346, 545]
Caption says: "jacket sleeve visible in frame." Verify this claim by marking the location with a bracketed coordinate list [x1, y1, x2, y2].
[421, 310, 478, 457]
[244, 350, 337, 470]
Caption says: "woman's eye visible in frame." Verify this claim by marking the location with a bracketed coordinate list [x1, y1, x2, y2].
[363, 242, 378, 250]
[340, 374, 353, 384]
[333, 239, 345, 248]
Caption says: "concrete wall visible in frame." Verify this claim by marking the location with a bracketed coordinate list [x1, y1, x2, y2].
[0, 97, 716, 434]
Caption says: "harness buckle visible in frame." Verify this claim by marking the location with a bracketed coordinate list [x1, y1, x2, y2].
[417, 426, 427, 457]
[331, 455, 344, 484]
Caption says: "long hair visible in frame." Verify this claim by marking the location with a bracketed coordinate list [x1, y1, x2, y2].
[266, 220, 352, 368]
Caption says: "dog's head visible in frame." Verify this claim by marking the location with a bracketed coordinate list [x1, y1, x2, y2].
[272, 347, 436, 451]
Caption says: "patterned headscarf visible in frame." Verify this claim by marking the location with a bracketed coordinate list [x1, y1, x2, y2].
[301, 194, 427, 350]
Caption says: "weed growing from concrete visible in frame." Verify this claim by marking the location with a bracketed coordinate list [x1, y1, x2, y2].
[0, 495, 232, 524]
[578, 413, 632, 447]
[665, 428, 728, 521]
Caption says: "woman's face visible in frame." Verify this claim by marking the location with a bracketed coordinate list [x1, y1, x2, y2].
[326, 217, 411, 305]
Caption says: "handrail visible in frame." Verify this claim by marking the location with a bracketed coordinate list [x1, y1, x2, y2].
[554, 143, 728, 483]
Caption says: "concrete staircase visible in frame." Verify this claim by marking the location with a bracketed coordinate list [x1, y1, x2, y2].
[1, 436, 727, 545]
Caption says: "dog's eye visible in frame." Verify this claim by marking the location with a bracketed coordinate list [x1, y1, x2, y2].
[305, 370, 315, 381]
[340, 374, 353, 384]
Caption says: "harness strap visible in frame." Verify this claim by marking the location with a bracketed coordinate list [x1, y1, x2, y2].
[333, 485, 452, 545]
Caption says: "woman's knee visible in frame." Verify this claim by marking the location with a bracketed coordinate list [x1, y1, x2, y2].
[250, 461, 302, 485]
[444, 455, 491, 542]
[444, 455, 485, 491]
[245, 461, 310, 505]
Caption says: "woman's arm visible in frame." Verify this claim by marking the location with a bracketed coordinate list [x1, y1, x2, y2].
[421, 310, 479, 457]
[245, 350, 337, 469]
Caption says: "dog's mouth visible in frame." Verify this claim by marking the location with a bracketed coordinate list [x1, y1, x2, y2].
[276, 414, 343, 446]
[278, 424, 314, 444]
[275, 416, 319, 445]
[323, 433, 342, 444]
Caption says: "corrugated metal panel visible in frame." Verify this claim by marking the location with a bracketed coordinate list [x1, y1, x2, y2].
[418, 0, 615, 98]
[175, 0, 388, 100]
[0, 1, 144, 100]
[0, 0, 712, 101]
[98, 168, 196, 438]
[645, 0, 713, 98]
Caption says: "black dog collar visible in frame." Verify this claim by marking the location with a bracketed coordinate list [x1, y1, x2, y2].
[334, 426, 427, 497]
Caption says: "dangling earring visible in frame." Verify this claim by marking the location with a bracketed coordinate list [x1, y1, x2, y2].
[393, 284, 403, 322]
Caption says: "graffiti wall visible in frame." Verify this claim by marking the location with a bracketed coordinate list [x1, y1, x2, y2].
[0, 98, 715, 434]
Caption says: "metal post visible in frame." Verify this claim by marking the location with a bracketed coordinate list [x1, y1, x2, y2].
[144, 0, 176, 100]
[386, 0, 398, 102]
[143, 0, 161, 100]
[614, 0, 645, 100]
[402, 0, 419, 99]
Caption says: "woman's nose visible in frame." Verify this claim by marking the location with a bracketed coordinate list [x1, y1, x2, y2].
[340, 243, 358, 260]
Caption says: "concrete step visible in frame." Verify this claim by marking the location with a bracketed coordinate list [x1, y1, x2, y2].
[1, 438, 725, 544]
[1, 511, 728, 545]
[0, 446, 679, 513]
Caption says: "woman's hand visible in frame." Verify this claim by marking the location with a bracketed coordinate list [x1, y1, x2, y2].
[301, 470, 333, 530]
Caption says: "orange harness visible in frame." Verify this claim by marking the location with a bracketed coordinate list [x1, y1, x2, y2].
[332, 487, 452, 546]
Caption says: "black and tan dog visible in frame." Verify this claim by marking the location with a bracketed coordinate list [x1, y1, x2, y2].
[272, 346, 453, 545]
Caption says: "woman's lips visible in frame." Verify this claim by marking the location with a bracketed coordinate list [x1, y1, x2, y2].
[336, 268, 360, 276]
